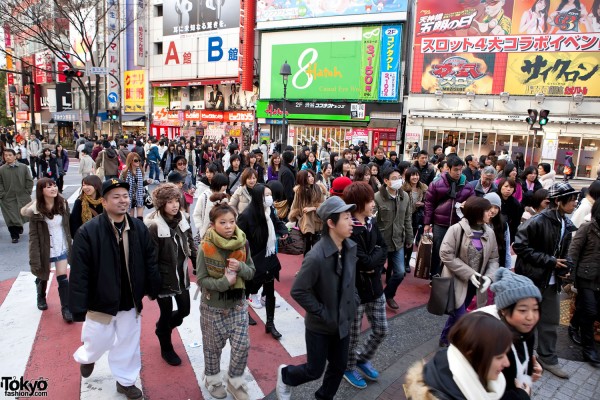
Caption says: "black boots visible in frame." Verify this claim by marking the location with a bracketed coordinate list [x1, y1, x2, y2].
[156, 331, 182, 366]
[265, 296, 282, 340]
[35, 278, 48, 310]
[57, 275, 73, 323]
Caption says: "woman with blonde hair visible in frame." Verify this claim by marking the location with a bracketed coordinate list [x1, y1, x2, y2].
[120, 152, 146, 220]
[288, 169, 327, 255]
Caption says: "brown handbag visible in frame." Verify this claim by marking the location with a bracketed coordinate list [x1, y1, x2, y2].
[414, 235, 433, 280]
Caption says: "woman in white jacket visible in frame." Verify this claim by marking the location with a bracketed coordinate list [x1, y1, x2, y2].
[193, 173, 229, 242]
[229, 168, 258, 215]
[537, 163, 555, 189]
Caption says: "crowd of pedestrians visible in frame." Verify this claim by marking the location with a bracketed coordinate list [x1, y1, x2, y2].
[1, 131, 600, 400]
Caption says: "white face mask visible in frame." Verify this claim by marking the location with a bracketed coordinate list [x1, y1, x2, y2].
[390, 179, 403, 190]
[264, 196, 274, 208]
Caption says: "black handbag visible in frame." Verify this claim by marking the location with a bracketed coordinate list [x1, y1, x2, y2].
[278, 226, 305, 255]
[427, 227, 464, 316]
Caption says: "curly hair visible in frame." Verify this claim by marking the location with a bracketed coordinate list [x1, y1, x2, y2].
[151, 183, 182, 212]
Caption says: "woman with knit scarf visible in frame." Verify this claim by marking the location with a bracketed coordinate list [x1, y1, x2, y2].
[144, 183, 197, 367]
[120, 152, 146, 221]
[406, 312, 512, 400]
[196, 202, 255, 400]
[69, 175, 104, 238]
[237, 184, 288, 337]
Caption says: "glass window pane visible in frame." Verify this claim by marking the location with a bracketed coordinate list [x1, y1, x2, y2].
[554, 136, 581, 176]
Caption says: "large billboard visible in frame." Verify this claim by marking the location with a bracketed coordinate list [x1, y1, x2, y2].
[162, 0, 239, 37]
[257, 0, 408, 23]
[124, 70, 146, 112]
[411, 0, 600, 96]
[260, 25, 402, 101]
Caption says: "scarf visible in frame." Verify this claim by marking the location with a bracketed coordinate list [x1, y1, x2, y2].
[80, 193, 103, 223]
[274, 199, 288, 219]
[202, 226, 247, 300]
[447, 344, 506, 400]
[265, 206, 276, 257]
[447, 173, 459, 199]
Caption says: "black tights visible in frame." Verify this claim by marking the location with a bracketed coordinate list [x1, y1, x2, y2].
[156, 290, 191, 336]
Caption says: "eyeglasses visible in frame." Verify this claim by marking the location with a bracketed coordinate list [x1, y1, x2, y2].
[133, 159, 140, 163]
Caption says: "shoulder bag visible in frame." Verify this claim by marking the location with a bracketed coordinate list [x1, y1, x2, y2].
[95, 152, 106, 180]
[427, 227, 464, 316]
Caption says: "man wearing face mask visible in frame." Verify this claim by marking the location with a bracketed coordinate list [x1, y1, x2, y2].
[374, 166, 414, 310]
[424, 157, 475, 280]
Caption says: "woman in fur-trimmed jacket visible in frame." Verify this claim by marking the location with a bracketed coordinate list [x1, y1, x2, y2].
[144, 183, 197, 367]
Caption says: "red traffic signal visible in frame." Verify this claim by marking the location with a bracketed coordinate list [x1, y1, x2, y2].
[63, 69, 84, 82]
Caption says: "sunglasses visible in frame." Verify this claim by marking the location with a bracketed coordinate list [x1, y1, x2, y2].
[177, 162, 186, 166]
[133, 159, 140, 162]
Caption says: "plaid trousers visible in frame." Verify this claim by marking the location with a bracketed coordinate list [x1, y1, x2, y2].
[346, 294, 388, 370]
[200, 301, 250, 377]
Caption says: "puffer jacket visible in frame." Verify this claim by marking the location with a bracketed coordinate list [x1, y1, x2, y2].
[539, 170, 556, 190]
[21, 200, 72, 281]
[230, 185, 252, 215]
[514, 208, 576, 290]
[374, 185, 413, 252]
[424, 173, 474, 227]
[350, 217, 387, 303]
[144, 210, 196, 296]
[405, 351, 464, 400]
[440, 219, 499, 309]
[569, 219, 600, 291]
[413, 161, 435, 185]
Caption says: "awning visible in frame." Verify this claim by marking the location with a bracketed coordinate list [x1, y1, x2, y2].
[151, 78, 239, 87]
[121, 114, 146, 122]
[368, 119, 399, 129]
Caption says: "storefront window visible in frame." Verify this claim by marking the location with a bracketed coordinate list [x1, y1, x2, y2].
[554, 136, 581, 176]
[580, 138, 600, 178]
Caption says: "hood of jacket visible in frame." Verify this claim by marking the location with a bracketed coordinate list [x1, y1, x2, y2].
[20, 200, 39, 219]
[144, 210, 190, 238]
[104, 148, 117, 158]
[539, 170, 556, 182]
[423, 350, 466, 400]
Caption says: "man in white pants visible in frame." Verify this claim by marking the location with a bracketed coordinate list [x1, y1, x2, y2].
[69, 179, 160, 399]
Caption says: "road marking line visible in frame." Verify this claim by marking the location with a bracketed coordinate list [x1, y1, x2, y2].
[250, 291, 307, 357]
[67, 188, 82, 204]
[177, 283, 265, 399]
[0, 272, 46, 384]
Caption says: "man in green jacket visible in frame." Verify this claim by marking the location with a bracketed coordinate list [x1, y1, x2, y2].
[0, 148, 34, 243]
[374, 166, 413, 310]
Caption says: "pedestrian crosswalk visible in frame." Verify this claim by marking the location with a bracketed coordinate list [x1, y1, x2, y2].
[0, 254, 431, 399]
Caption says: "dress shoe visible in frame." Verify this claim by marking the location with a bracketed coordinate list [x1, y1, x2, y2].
[583, 348, 600, 368]
[538, 358, 569, 379]
[80, 363, 95, 378]
[248, 312, 257, 326]
[568, 324, 582, 346]
[266, 322, 282, 339]
[386, 298, 399, 310]
[116, 382, 143, 399]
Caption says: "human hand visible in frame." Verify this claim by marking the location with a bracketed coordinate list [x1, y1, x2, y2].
[555, 258, 568, 269]
[515, 379, 531, 396]
[424, 225, 432, 234]
[227, 258, 240, 272]
[532, 355, 543, 382]
[225, 269, 237, 285]
[470, 272, 482, 288]
[480, 276, 492, 293]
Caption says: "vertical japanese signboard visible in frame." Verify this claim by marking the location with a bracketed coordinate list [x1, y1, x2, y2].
[379, 25, 402, 101]
[106, 0, 120, 105]
[412, 0, 600, 96]
[124, 70, 146, 112]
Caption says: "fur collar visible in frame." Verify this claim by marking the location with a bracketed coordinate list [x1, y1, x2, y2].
[144, 210, 190, 238]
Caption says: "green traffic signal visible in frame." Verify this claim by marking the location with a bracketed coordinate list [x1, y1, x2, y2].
[539, 109, 550, 126]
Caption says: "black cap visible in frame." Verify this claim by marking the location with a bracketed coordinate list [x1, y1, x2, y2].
[102, 178, 130, 196]
[167, 171, 185, 184]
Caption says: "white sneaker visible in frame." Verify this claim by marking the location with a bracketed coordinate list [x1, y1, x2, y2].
[247, 293, 263, 309]
[260, 295, 281, 308]
[276, 365, 291, 400]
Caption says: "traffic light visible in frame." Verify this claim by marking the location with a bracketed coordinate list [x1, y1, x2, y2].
[63, 69, 84, 82]
[539, 109, 550, 126]
[107, 109, 119, 121]
[525, 109, 538, 125]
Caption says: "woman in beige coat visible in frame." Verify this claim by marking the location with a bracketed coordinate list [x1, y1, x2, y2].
[229, 168, 258, 215]
[438, 196, 499, 346]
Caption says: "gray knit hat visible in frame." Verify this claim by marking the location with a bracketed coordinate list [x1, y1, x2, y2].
[491, 268, 542, 309]
[484, 192, 502, 209]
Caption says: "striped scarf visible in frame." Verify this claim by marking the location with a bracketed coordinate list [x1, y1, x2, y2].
[125, 168, 144, 207]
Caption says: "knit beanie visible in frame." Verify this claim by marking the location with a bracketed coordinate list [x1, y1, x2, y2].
[484, 192, 502, 209]
[151, 183, 182, 211]
[491, 268, 542, 310]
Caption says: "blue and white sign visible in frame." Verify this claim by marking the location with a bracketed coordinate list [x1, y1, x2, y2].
[379, 25, 402, 101]
[108, 92, 119, 104]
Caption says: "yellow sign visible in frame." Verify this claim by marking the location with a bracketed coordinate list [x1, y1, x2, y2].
[124, 70, 146, 113]
[505, 52, 600, 97]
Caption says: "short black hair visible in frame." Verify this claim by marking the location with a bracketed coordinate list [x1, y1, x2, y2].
[538, 163, 551, 174]
[206, 163, 219, 174]
[462, 197, 492, 225]
[282, 150, 294, 164]
[447, 156, 465, 168]
[418, 150, 429, 157]
[465, 154, 474, 163]
[3, 148, 16, 155]
[588, 180, 600, 201]
[321, 212, 341, 236]
[209, 173, 229, 191]
[382, 167, 401, 180]
[433, 145, 442, 152]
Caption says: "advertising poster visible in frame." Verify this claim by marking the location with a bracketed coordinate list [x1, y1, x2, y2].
[124, 70, 146, 112]
[154, 87, 170, 109]
[412, 0, 600, 96]
[256, 0, 408, 23]
[379, 25, 402, 101]
[261, 25, 401, 101]
[69, 7, 97, 68]
[162, 0, 239, 37]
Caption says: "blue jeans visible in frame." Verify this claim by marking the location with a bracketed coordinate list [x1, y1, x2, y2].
[384, 248, 405, 300]
[148, 162, 160, 181]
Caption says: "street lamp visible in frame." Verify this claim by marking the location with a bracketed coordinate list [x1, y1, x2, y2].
[279, 61, 291, 147]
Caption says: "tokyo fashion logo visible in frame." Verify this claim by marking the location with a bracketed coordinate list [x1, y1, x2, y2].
[1, 376, 48, 397]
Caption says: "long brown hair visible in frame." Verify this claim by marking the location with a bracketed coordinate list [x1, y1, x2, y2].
[296, 170, 322, 205]
[79, 175, 103, 200]
[121, 152, 143, 179]
[36, 177, 66, 218]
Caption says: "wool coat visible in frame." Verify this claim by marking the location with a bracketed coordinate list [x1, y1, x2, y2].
[0, 162, 34, 227]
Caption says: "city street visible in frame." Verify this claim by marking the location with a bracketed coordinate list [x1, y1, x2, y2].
[0, 161, 599, 399]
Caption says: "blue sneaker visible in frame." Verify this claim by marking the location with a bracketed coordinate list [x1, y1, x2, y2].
[343, 369, 367, 389]
[357, 361, 379, 381]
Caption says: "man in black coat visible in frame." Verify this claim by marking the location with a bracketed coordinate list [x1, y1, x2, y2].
[413, 150, 435, 186]
[278, 150, 297, 207]
[462, 154, 481, 182]
[70, 179, 160, 400]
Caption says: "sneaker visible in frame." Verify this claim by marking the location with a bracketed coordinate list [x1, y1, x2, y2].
[344, 369, 367, 389]
[357, 361, 379, 381]
[537, 358, 570, 379]
[276, 365, 292, 400]
[260, 295, 281, 308]
[247, 293, 263, 309]
[204, 375, 227, 399]
[116, 382, 143, 400]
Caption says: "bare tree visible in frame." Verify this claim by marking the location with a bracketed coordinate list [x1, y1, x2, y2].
[0, 0, 141, 133]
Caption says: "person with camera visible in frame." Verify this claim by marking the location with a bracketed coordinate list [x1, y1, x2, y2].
[514, 182, 579, 379]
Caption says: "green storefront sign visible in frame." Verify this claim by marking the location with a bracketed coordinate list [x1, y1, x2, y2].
[153, 87, 169, 108]
[270, 26, 382, 101]
[256, 100, 370, 122]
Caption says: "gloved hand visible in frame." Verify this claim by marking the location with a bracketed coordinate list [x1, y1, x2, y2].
[480, 276, 492, 293]
[469, 272, 482, 288]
